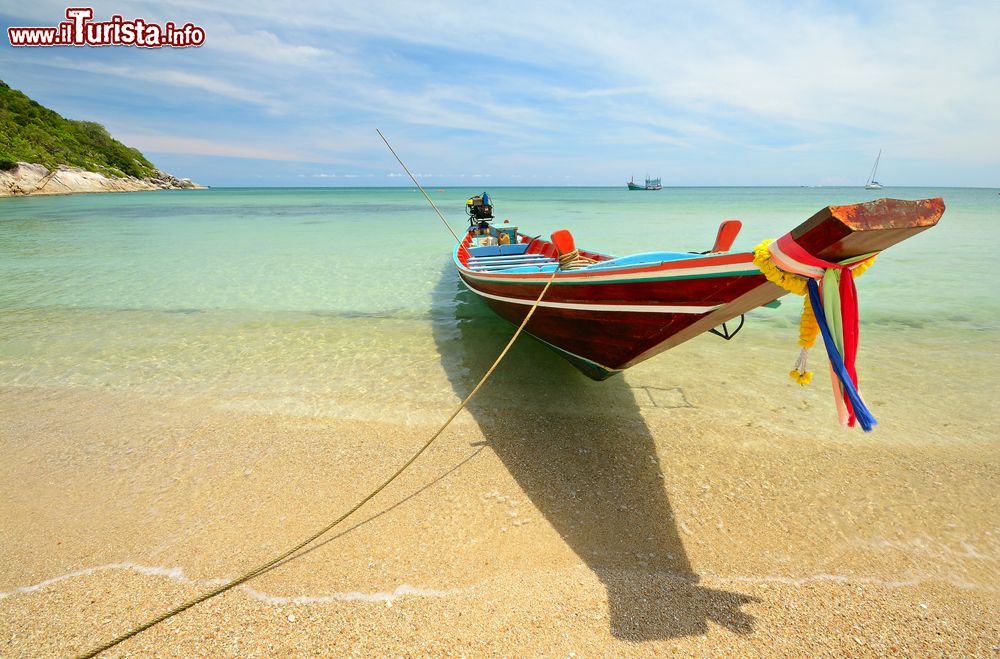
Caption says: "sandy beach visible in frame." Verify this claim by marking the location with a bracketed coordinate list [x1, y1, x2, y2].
[2, 322, 998, 656]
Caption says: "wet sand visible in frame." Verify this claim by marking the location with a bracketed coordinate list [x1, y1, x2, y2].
[2, 331, 998, 658]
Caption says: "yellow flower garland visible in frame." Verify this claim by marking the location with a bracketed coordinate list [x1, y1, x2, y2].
[753, 239, 876, 386]
[752, 239, 808, 295]
[788, 369, 814, 385]
[798, 293, 819, 348]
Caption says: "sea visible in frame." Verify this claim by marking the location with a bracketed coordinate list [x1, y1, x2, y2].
[1, 186, 998, 435]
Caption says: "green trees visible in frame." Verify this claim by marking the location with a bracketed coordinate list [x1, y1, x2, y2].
[0, 80, 157, 177]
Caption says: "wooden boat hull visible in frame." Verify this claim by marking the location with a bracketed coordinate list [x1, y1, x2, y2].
[455, 198, 944, 380]
[458, 253, 762, 379]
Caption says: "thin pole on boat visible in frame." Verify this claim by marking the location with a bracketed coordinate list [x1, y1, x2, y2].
[376, 129, 468, 255]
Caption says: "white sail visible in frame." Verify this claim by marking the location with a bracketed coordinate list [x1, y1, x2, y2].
[865, 150, 883, 189]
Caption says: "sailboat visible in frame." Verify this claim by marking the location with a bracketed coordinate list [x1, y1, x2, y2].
[865, 150, 884, 190]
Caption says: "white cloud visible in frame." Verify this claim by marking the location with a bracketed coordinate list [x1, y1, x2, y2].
[3, 0, 997, 183]
[114, 133, 314, 160]
[38, 57, 286, 112]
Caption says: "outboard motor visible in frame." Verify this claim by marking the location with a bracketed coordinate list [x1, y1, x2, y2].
[465, 192, 519, 248]
[466, 192, 494, 223]
[467, 192, 498, 246]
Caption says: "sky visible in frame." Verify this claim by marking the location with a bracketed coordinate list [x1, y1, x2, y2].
[1, 1, 999, 187]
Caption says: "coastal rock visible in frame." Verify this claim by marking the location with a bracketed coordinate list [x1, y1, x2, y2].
[0, 162, 206, 197]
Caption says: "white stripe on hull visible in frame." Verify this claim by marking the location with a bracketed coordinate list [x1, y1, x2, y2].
[459, 260, 756, 284]
[461, 280, 722, 314]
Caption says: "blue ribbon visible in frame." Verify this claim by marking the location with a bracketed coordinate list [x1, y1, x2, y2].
[807, 279, 878, 432]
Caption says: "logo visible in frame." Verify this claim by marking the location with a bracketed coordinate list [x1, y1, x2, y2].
[7, 7, 205, 48]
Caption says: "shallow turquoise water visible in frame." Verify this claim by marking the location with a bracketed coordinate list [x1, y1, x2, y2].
[1, 186, 997, 419]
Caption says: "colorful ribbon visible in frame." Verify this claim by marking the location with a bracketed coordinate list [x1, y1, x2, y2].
[767, 234, 878, 431]
[807, 279, 877, 431]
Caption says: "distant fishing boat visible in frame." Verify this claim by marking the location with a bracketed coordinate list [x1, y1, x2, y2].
[627, 175, 662, 190]
[865, 150, 884, 190]
[454, 193, 943, 383]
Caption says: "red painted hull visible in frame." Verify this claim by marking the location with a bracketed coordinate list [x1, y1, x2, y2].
[457, 265, 764, 377]
[469, 293, 740, 372]
[454, 198, 944, 379]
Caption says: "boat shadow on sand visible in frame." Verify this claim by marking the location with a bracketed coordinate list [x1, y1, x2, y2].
[431, 272, 757, 641]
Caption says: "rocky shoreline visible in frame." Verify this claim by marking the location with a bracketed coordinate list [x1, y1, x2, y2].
[0, 162, 206, 197]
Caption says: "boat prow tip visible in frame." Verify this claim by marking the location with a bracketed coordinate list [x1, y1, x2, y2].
[826, 197, 945, 231]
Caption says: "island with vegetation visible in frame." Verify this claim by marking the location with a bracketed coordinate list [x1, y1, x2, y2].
[0, 80, 204, 197]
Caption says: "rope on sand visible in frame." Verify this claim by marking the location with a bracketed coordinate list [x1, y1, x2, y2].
[80, 268, 557, 658]
[78, 134, 558, 658]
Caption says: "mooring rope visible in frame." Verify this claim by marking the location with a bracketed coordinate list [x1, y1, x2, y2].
[557, 248, 597, 270]
[78, 134, 558, 658]
[79, 267, 556, 658]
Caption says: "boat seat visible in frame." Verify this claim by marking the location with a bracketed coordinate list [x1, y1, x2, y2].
[710, 219, 742, 253]
[469, 257, 558, 271]
[469, 255, 552, 264]
[467, 243, 530, 258]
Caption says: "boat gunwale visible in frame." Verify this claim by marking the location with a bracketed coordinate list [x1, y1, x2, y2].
[452, 235, 756, 283]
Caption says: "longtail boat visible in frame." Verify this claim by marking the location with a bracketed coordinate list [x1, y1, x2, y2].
[454, 193, 944, 429]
